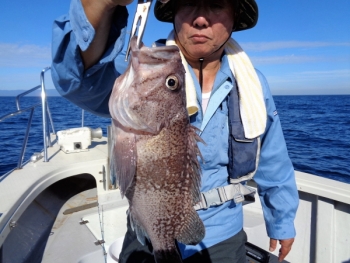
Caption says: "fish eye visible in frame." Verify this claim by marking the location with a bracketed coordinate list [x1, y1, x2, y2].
[165, 75, 179, 90]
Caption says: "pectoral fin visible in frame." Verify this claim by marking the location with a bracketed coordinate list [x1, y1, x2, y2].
[110, 121, 137, 197]
[129, 211, 149, 246]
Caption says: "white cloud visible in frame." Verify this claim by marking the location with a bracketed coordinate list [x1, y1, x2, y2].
[266, 69, 350, 94]
[269, 69, 350, 83]
[250, 55, 322, 65]
[250, 53, 350, 65]
[0, 43, 51, 68]
[295, 70, 350, 93]
[0, 71, 55, 90]
[240, 41, 350, 52]
[297, 69, 350, 80]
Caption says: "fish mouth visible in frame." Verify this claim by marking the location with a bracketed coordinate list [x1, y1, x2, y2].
[109, 36, 185, 135]
[110, 65, 160, 134]
[134, 48, 181, 69]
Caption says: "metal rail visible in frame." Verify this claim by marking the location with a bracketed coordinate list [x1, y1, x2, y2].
[40, 67, 56, 161]
[0, 67, 55, 169]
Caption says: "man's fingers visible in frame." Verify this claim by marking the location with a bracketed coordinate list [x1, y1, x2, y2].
[269, 238, 277, 252]
[278, 244, 291, 262]
[269, 238, 294, 262]
[277, 238, 295, 262]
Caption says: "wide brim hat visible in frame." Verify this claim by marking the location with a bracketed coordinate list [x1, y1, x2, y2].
[154, 0, 258, 32]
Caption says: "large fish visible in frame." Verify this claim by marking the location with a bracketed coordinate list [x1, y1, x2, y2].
[108, 36, 205, 263]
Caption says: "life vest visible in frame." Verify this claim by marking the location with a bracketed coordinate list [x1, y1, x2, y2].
[194, 82, 262, 210]
[228, 81, 261, 183]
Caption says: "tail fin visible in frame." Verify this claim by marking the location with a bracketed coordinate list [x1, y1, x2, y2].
[154, 249, 183, 263]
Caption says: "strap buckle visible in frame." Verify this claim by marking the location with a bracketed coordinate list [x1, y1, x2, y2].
[194, 184, 256, 211]
[202, 188, 223, 209]
[233, 193, 245, 203]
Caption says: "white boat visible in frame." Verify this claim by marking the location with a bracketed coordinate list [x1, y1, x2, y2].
[1, 68, 349, 263]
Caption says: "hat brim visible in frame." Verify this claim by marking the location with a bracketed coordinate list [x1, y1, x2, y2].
[154, 0, 258, 32]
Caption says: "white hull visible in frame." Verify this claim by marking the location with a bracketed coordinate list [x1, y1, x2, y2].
[1, 134, 349, 263]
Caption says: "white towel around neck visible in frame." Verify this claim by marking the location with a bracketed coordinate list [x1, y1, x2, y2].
[166, 30, 266, 139]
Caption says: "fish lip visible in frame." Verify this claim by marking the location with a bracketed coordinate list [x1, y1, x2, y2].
[110, 36, 185, 136]
[137, 46, 181, 65]
[139, 45, 180, 56]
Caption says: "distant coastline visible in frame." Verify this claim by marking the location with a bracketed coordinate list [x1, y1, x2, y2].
[0, 89, 349, 97]
[0, 89, 60, 97]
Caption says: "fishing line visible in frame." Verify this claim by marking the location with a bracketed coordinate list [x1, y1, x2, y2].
[173, 26, 232, 90]
[97, 203, 107, 263]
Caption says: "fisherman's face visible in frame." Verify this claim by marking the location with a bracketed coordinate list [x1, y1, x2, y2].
[174, 0, 234, 62]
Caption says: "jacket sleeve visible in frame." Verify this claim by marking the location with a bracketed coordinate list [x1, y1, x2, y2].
[51, 0, 129, 117]
[253, 69, 299, 240]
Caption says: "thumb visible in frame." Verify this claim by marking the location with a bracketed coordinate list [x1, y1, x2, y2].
[269, 238, 277, 252]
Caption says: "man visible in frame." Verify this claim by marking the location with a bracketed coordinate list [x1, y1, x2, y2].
[51, 0, 299, 262]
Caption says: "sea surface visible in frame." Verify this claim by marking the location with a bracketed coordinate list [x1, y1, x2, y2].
[0, 95, 350, 183]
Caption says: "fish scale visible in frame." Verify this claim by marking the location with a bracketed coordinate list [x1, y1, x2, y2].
[109, 36, 205, 263]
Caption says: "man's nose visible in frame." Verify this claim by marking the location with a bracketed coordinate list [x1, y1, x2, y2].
[192, 6, 210, 28]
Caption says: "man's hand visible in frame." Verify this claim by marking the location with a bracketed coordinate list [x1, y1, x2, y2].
[269, 238, 294, 262]
[81, 0, 134, 69]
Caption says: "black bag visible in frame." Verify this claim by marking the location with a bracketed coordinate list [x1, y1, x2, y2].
[245, 242, 270, 263]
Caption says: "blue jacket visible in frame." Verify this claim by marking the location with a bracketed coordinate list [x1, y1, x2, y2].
[51, 0, 299, 259]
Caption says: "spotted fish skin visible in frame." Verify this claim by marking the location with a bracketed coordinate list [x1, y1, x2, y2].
[108, 36, 205, 263]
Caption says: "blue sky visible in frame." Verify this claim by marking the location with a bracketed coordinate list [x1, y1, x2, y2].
[0, 0, 349, 95]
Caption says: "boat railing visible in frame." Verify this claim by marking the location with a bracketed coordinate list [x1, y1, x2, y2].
[0, 67, 55, 171]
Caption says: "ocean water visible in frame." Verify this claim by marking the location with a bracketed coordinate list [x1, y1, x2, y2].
[274, 95, 350, 183]
[0, 95, 350, 183]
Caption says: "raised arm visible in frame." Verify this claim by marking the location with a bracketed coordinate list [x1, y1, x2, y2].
[51, 0, 131, 117]
[80, 0, 133, 69]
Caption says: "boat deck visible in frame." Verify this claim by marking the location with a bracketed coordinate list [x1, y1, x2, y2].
[1, 134, 350, 263]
